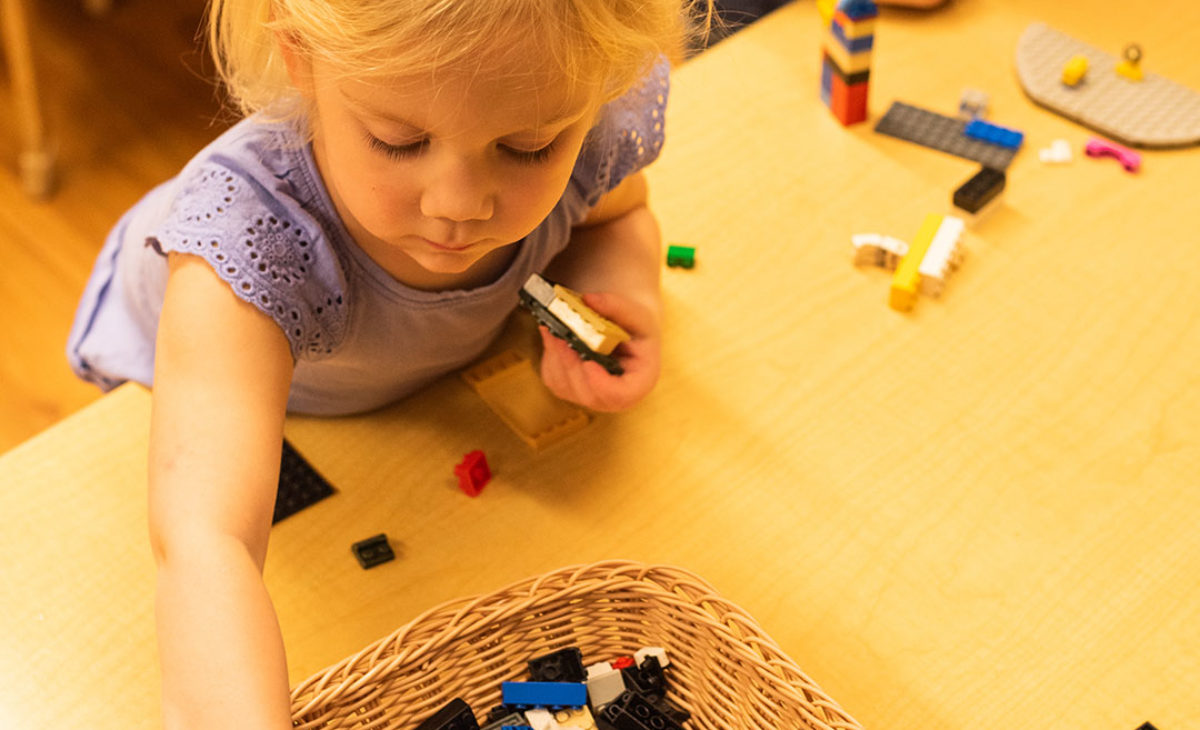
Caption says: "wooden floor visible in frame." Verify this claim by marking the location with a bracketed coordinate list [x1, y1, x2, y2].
[0, 0, 228, 453]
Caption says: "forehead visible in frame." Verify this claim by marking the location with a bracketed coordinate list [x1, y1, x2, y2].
[327, 54, 598, 136]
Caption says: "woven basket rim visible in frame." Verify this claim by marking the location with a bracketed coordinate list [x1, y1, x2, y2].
[289, 559, 862, 730]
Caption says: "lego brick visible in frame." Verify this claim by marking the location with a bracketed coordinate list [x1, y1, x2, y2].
[528, 648, 586, 683]
[502, 681, 587, 709]
[918, 215, 966, 298]
[519, 274, 628, 375]
[835, 0, 878, 20]
[633, 647, 670, 669]
[832, 9, 876, 37]
[1016, 22, 1200, 148]
[585, 661, 626, 709]
[415, 698, 480, 730]
[1039, 139, 1072, 163]
[822, 51, 870, 86]
[823, 27, 872, 75]
[454, 450, 491, 497]
[1084, 136, 1141, 172]
[620, 656, 665, 702]
[523, 709, 557, 730]
[952, 166, 1006, 214]
[963, 119, 1024, 149]
[874, 101, 1019, 169]
[889, 214, 942, 312]
[597, 691, 685, 730]
[958, 88, 989, 119]
[852, 233, 909, 270]
[272, 438, 335, 524]
[351, 533, 394, 569]
[461, 350, 590, 451]
[830, 19, 874, 53]
[550, 706, 598, 730]
[830, 75, 869, 126]
[665, 245, 695, 269]
[482, 712, 530, 730]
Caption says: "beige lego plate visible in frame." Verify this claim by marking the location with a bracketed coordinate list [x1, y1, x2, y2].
[1016, 22, 1200, 148]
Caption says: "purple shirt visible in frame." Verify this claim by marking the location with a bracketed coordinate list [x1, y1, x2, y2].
[67, 63, 668, 415]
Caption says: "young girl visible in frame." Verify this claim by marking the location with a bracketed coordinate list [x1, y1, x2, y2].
[67, 0, 711, 726]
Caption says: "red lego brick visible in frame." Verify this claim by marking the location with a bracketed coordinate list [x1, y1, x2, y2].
[454, 450, 491, 497]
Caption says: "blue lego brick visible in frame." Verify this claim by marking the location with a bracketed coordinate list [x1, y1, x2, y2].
[501, 681, 587, 709]
[821, 57, 834, 96]
[836, 0, 878, 19]
[831, 20, 874, 53]
[963, 119, 1024, 149]
[500, 726, 533, 730]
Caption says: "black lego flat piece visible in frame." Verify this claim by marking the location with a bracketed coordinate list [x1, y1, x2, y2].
[875, 101, 1019, 170]
[272, 439, 335, 524]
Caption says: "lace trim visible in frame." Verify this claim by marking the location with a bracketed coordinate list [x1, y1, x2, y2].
[152, 162, 348, 360]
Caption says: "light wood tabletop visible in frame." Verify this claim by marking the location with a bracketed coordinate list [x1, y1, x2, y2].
[3, 1, 1198, 728]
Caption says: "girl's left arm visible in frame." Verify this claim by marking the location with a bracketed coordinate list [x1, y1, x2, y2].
[541, 171, 662, 412]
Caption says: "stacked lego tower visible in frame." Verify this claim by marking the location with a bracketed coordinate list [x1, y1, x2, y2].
[820, 0, 878, 125]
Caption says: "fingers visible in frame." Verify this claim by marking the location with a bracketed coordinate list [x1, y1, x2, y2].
[538, 326, 659, 413]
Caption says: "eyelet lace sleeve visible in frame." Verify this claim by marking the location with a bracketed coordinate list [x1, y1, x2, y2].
[572, 60, 670, 207]
[147, 161, 349, 360]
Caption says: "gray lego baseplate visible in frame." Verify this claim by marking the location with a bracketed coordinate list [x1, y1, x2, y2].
[1016, 22, 1200, 149]
[874, 101, 1019, 169]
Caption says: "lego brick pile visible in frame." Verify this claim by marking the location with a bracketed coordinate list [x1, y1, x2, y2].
[416, 646, 689, 730]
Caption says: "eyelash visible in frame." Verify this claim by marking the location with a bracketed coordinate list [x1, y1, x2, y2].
[363, 132, 556, 164]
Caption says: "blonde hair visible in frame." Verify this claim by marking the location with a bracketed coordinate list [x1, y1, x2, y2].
[208, 0, 714, 124]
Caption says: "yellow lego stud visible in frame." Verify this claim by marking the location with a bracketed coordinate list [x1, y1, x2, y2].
[1115, 43, 1143, 81]
[889, 214, 943, 312]
[1061, 54, 1088, 86]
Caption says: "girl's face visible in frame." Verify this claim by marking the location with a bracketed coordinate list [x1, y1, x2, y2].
[305, 56, 599, 290]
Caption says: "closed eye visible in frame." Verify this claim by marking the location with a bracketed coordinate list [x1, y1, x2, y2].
[365, 132, 427, 160]
[501, 140, 557, 165]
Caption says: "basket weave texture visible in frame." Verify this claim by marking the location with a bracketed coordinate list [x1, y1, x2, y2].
[290, 560, 863, 730]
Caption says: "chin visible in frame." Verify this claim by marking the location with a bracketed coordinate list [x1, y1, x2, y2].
[413, 251, 484, 274]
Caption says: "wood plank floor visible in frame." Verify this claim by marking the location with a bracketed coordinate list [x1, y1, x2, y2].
[0, 0, 229, 452]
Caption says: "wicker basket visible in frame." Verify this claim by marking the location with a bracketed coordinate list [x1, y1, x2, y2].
[290, 560, 863, 730]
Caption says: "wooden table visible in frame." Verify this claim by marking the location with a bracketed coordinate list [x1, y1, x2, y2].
[4, 1, 1199, 727]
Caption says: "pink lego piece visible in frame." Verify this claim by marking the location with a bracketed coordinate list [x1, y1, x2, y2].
[1084, 137, 1142, 172]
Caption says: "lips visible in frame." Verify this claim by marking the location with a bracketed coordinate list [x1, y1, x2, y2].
[422, 237, 475, 252]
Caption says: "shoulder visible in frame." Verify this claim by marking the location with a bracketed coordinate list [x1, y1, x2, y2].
[571, 60, 671, 207]
[148, 117, 350, 361]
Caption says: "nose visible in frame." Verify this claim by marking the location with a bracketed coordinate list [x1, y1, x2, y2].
[419, 153, 495, 223]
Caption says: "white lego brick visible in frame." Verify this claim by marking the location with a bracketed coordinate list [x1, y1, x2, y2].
[547, 298, 606, 352]
[585, 661, 626, 709]
[1039, 138, 1073, 163]
[525, 708, 559, 730]
[918, 216, 965, 297]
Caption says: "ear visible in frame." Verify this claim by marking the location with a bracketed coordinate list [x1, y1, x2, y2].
[276, 31, 314, 96]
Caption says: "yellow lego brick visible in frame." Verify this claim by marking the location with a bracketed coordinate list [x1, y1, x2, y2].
[889, 214, 943, 312]
[550, 284, 632, 356]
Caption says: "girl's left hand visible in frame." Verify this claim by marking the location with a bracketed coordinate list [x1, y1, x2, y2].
[537, 291, 661, 413]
